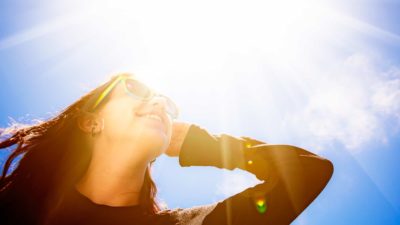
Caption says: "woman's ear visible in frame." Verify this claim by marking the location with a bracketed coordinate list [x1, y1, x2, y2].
[77, 111, 104, 134]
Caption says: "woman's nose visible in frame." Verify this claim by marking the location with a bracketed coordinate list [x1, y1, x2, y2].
[148, 96, 168, 112]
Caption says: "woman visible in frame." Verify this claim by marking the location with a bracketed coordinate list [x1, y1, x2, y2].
[0, 73, 333, 225]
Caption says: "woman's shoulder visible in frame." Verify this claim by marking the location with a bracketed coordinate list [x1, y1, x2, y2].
[158, 202, 218, 225]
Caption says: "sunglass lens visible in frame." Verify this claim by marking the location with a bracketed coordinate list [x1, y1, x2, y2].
[164, 96, 179, 119]
[125, 79, 152, 99]
[125, 79, 178, 118]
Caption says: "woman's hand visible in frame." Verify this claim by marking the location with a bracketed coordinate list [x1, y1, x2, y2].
[164, 121, 192, 157]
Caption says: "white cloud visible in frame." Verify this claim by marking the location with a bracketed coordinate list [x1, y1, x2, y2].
[280, 52, 400, 152]
[371, 68, 400, 118]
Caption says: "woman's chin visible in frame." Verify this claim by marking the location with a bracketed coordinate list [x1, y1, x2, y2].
[140, 129, 167, 150]
[142, 126, 167, 139]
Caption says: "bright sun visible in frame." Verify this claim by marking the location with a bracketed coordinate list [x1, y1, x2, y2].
[45, 0, 345, 85]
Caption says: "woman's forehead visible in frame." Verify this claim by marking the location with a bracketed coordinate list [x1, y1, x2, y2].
[117, 73, 137, 80]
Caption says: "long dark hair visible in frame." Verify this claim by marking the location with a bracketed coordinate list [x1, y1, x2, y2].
[0, 73, 162, 224]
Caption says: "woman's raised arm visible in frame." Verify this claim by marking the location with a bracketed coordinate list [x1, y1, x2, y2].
[177, 124, 334, 225]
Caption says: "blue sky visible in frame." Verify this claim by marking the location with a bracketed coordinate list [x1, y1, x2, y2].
[1, 0, 399, 224]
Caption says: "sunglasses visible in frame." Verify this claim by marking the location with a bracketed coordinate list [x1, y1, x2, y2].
[90, 75, 179, 119]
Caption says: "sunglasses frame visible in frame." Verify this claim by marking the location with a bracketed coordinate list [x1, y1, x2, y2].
[90, 75, 179, 119]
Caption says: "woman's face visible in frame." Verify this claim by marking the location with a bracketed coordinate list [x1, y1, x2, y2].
[95, 78, 173, 162]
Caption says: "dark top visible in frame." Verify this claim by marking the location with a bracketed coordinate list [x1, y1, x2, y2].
[44, 124, 334, 225]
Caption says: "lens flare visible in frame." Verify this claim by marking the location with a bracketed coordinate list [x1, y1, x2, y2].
[254, 197, 267, 214]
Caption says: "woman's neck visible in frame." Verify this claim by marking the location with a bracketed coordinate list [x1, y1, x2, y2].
[75, 141, 149, 207]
